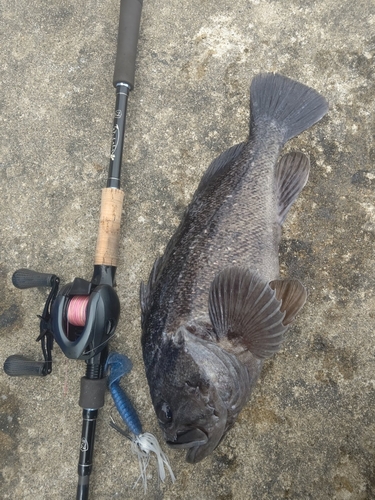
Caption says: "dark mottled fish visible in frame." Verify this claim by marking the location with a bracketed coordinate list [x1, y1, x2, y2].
[140, 73, 328, 463]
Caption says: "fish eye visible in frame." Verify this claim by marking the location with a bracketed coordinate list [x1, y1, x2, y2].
[157, 402, 173, 424]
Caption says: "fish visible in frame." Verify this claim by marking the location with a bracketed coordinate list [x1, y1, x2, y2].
[140, 73, 328, 463]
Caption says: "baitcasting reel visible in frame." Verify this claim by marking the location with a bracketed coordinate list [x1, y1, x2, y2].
[4, 268, 120, 377]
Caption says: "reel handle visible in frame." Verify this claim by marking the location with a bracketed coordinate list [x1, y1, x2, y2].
[3, 355, 46, 376]
[113, 0, 143, 88]
[12, 269, 56, 289]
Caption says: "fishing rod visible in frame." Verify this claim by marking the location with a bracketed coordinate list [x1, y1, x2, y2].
[4, 1, 143, 498]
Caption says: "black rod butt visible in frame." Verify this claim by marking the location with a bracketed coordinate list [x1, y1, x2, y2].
[113, 0, 143, 88]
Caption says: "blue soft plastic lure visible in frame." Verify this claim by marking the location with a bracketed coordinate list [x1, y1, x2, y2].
[105, 352, 175, 490]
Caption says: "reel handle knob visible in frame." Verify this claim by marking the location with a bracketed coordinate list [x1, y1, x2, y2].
[3, 355, 46, 376]
[12, 269, 56, 289]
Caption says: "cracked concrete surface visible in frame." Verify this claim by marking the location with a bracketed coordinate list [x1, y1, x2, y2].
[1, 0, 375, 498]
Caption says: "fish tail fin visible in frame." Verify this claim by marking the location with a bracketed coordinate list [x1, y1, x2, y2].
[249, 73, 328, 143]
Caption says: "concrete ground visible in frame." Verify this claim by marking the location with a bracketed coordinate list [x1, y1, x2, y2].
[1, 0, 375, 498]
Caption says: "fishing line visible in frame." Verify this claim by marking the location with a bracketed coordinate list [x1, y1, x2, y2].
[67, 296, 90, 327]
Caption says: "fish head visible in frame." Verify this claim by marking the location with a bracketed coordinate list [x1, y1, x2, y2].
[146, 326, 244, 463]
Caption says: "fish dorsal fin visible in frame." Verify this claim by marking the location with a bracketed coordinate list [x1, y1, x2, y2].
[269, 278, 307, 325]
[197, 142, 245, 191]
[275, 152, 310, 224]
[140, 256, 163, 325]
[208, 267, 287, 359]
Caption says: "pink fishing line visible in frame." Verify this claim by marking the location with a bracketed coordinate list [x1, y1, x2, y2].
[67, 296, 89, 326]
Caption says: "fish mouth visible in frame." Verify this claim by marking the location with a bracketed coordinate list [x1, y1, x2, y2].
[166, 428, 208, 449]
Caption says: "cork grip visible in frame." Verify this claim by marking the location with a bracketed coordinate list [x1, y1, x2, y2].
[95, 188, 125, 266]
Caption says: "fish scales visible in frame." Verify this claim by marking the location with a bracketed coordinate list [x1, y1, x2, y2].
[151, 130, 281, 329]
[140, 73, 328, 463]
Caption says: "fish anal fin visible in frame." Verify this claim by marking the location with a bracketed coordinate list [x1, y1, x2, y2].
[276, 152, 310, 224]
[208, 267, 287, 359]
[269, 279, 307, 325]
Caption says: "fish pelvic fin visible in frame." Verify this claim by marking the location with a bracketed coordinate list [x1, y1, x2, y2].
[269, 278, 307, 326]
[249, 73, 329, 143]
[276, 152, 310, 224]
[208, 267, 288, 359]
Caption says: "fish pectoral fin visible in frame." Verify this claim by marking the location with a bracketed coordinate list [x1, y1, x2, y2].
[208, 267, 287, 359]
[276, 152, 310, 224]
[196, 142, 246, 192]
[269, 278, 307, 325]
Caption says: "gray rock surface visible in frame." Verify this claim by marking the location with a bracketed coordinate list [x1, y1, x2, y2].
[1, 0, 374, 499]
